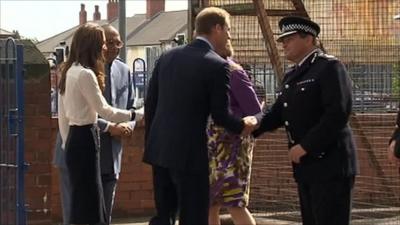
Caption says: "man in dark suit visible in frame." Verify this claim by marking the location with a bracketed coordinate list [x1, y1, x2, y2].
[95, 24, 143, 225]
[144, 7, 257, 225]
[253, 16, 358, 225]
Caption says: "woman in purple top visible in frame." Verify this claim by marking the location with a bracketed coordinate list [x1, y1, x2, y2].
[208, 40, 261, 225]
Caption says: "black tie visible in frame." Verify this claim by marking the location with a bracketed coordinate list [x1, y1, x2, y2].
[104, 64, 112, 102]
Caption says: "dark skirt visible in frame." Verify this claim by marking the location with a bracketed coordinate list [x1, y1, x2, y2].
[65, 124, 106, 224]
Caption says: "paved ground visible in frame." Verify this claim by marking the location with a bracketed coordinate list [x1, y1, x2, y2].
[110, 214, 400, 225]
[110, 215, 302, 225]
[112, 217, 149, 225]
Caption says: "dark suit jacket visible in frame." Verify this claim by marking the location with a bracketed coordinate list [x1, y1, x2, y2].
[253, 49, 358, 183]
[143, 39, 244, 172]
[97, 58, 135, 175]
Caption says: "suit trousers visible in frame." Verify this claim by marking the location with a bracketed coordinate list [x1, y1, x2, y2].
[170, 167, 209, 225]
[150, 166, 178, 225]
[101, 173, 118, 225]
[58, 166, 71, 225]
[297, 176, 355, 225]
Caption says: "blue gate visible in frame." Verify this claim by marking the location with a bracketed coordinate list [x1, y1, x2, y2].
[0, 38, 27, 225]
[133, 57, 147, 106]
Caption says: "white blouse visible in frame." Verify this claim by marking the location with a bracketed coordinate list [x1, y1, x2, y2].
[58, 63, 132, 148]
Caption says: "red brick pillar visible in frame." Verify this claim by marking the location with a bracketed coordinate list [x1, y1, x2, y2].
[24, 69, 57, 225]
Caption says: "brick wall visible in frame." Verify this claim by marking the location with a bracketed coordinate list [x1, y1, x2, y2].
[113, 127, 154, 217]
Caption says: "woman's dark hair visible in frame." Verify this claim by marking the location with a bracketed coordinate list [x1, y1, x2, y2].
[59, 22, 106, 95]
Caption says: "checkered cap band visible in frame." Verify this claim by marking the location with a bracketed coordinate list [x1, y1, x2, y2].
[282, 24, 317, 36]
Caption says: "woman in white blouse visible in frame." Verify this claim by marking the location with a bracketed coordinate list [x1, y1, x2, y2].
[58, 23, 140, 225]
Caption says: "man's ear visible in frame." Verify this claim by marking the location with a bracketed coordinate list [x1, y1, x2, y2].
[306, 35, 314, 46]
[214, 24, 223, 32]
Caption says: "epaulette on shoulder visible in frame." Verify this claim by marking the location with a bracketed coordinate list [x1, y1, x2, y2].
[287, 64, 297, 73]
[317, 52, 337, 61]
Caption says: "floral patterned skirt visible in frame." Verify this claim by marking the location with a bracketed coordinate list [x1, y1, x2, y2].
[207, 121, 254, 207]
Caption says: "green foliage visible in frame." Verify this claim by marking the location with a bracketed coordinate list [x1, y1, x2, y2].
[392, 62, 400, 96]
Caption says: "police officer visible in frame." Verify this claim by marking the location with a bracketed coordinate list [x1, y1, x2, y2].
[253, 16, 358, 225]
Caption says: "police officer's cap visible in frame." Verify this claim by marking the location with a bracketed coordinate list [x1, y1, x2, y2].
[277, 16, 320, 42]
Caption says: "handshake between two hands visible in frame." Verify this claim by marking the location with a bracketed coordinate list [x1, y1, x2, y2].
[109, 107, 145, 138]
[241, 116, 259, 136]
[109, 122, 133, 137]
[240, 116, 307, 164]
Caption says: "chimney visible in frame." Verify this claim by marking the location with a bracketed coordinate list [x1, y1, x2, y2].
[107, 0, 119, 21]
[147, 0, 165, 19]
[79, 3, 87, 25]
[93, 5, 101, 21]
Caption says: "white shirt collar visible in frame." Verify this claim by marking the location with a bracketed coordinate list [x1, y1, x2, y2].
[196, 36, 214, 50]
[298, 48, 319, 66]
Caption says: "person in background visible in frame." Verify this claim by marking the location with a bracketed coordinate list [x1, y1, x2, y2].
[52, 133, 71, 225]
[388, 14, 400, 167]
[58, 22, 142, 225]
[94, 24, 140, 225]
[253, 16, 358, 225]
[208, 40, 260, 225]
[388, 113, 400, 165]
[144, 7, 257, 225]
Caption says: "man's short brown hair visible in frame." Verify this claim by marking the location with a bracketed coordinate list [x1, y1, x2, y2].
[195, 7, 230, 35]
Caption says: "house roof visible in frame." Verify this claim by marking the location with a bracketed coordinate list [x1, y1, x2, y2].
[36, 24, 80, 54]
[37, 10, 187, 54]
[37, 15, 147, 54]
[0, 28, 14, 35]
[127, 10, 187, 46]
[0, 28, 18, 38]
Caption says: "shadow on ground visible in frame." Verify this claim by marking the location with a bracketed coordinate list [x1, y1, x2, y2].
[109, 214, 400, 225]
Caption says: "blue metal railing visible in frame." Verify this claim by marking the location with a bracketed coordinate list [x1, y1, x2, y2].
[0, 37, 27, 225]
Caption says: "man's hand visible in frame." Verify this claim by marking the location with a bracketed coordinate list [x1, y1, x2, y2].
[108, 123, 133, 137]
[388, 140, 400, 165]
[119, 122, 133, 137]
[241, 116, 258, 136]
[289, 144, 307, 164]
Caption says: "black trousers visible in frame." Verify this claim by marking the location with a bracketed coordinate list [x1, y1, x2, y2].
[297, 176, 355, 225]
[171, 168, 209, 225]
[150, 166, 178, 225]
[150, 165, 209, 225]
[65, 125, 106, 224]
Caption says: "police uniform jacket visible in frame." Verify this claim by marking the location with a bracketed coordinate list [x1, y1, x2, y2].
[253, 49, 358, 183]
